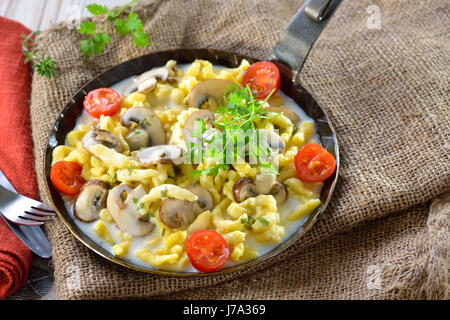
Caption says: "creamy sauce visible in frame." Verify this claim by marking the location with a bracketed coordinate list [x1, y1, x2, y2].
[63, 63, 322, 272]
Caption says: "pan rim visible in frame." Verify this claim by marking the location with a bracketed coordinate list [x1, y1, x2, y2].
[43, 48, 339, 277]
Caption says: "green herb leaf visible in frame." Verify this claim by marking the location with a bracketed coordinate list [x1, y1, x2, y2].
[77, 21, 96, 35]
[86, 4, 111, 16]
[93, 32, 110, 54]
[80, 38, 96, 58]
[34, 54, 56, 79]
[132, 29, 150, 47]
[21, 32, 56, 79]
[127, 165, 134, 175]
[191, 164, 229, 178]
[109, 170, 118, 188]
[257, 217, 270, 226]
[241, 216, 256, 230]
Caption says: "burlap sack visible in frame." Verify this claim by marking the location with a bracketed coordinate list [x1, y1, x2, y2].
[29, 0, 449, 299]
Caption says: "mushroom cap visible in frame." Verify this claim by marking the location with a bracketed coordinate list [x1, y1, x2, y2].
[263, 106, 301, 124]
[253, 173, 277, 195]
[232, 175, 288, 205]
[270, 182, 288, 205]
[73, 180, 109, 223]
[183, 109, 215, 145]
[138, 67, 169, 82]
[106, 183, 155, 237]
[133, 145, 183, 165]
[82, 126, 124, 153]
[185, 185, 214, 211]
[125, 128, 150, 152]
[233, 177, 256, 203]
[120, 107, 166, 150]
[159, 185, 213, 229]
[187, 79, 236, 110]
[159, 199, 196, 229]
[266, 131, 285, 153]
[137, 67, 170, 93]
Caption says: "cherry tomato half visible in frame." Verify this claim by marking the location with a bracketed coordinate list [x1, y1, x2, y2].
[242, 61, 281, 100]
[50, 161, 85, 195]
[185, 229, 230, 273]
[294, 144, 336, 182]
[83, 88, 121, 118]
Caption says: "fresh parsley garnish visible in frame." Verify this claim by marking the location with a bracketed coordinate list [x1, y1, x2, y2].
[190, 85, 280, 177]
[21, 32, 56, 79]
[22, 0, 150, 78]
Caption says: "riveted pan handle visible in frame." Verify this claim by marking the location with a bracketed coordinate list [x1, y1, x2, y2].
[271, 0, 342, 82]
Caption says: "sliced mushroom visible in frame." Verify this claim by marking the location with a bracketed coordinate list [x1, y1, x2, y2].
[137, 67, 169, 92]
[122, 77, 139, 96]
[125, 128, 150, 152]
[187, 79, 236, 111]
[233, 174, 288, 205]
[266, 131, 285, 153]
[253, 173, 277, 194]
[233, 177, 257, 203]
[82, 126, 124, 153]
[263, 106, 301, 124]
[159, 185, 213, 229]
[121, 107, 166, 151]
[183, 110, 215, 144]
[185, 185, 214, 212]
[159, 199, 196, 229]
[73, 180, 109, 222]
[270, 182, 288, 205]
[107, 183, 155, 237]
[133, 145, 183, 165]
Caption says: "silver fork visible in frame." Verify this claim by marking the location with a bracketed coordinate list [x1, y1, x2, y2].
[0, 185, 55, 226]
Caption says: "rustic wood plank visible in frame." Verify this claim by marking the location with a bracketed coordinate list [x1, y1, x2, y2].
[0, 0, 13, 16]
[38, 0, 62, 31]
[18, 0, 47, 30]
[2, 0, 132, 31]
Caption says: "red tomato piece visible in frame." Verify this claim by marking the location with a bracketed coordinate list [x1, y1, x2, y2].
[83, 88, 121, 118]
[50, 161, 85, 195]
[242, 61, 281, 100]
[294, 143, 336, 182]
[185, 229, 230, 273]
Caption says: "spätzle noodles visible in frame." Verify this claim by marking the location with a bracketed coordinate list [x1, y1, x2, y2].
[54, 59, 324, 273]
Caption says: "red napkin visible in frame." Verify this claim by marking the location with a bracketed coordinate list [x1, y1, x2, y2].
[0, 17, 38, 299]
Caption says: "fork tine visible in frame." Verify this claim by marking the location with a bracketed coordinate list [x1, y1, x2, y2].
[28, 207, 56, 216]
[21, 212, 52, 222]
[4, 215, 45, 226]
[31, 204, 55, 213]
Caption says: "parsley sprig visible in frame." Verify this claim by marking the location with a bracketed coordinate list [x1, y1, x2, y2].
[190, 85, 279, 177]
[78, 0, 149, 58]
[22, 0, 149, 78]
[21, 32, 56, 79]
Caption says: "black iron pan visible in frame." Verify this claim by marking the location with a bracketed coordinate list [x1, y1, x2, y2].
[44, 0, 341, 276]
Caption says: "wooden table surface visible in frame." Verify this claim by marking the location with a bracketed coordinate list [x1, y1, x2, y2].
[1, 0, 131, 300]
[0, 0, 130, 31]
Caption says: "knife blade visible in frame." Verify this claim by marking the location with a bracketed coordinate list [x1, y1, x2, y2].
[0, 169, 52, 258]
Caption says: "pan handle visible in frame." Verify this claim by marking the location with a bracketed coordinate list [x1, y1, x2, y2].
[271, 0, 342, 82]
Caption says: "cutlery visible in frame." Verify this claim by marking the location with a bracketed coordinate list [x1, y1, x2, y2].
[0, 169, 53, 258]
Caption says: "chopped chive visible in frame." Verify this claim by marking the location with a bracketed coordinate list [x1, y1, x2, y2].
[257, 217, 270, 226]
